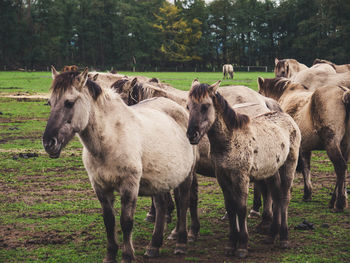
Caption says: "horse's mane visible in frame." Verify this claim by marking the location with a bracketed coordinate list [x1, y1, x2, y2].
[189, 83, 249, 130]
[111, 79, 128, 93]
[260, 78, 291, 97]
[51, 71, 102, 100]
[312, 58, 336, 69]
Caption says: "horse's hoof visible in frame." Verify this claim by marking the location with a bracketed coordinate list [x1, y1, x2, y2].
[303, 196, 312, 202]
[144, 213, 155, 223]
[174, 243, 186, 255]
[188, 230, 198, 242]
[256, 222, 271, 235]
[279, 240, 290, 249]
[144, 246, 160, 258]
[167, 229, 177, 240]
[224, 246, 235, 256]
[235, 248, 248, 258]
[331, 207, 344, 213]
[248, 209, 261, 218]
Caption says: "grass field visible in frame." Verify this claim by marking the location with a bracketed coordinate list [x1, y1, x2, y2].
[0, 71, 349, 263]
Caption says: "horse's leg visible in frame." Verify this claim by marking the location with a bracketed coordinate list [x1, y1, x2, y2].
[326, 143, 348, 212]
[265, 172, 282, 245]
[188, 174, 200, 242]
[232, 177, 249, 258]
[279, 159, 295, 248]
[255, 180, 273, 234]
[95, 188, 118, 263]
[145, 197, 156, 223]
[167, 190, 180, 241]
[165, 191, 175, 223]
[173, 174, 192, 255]
[301, 151, 312, 201]
[145, 193, 167, 258]
[252, 182, 262, 215]
[216, 172, 240, 256]
[119, 188, 138, 263]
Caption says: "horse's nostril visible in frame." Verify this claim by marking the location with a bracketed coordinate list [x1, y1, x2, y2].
[194, 131, 199, 138]
[47, 137, 57, 148]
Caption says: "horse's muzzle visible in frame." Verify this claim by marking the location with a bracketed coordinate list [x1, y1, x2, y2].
[42, 137, 61, 158]
[186, 130, 201, 145]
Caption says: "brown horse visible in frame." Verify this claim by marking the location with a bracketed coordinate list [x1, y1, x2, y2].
[258, 77, 350, 211]
[43, 67, 197, 262]
[111, 77, 282, 234]
[313, 59, 350, 73]
[62, 65, 78, 72]
[186, 79, 300, 258]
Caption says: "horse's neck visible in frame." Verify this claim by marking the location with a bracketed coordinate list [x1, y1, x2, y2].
[78, 95, 134, 158]
[207, 114, 232, 154]
[279, 89, 311, 116]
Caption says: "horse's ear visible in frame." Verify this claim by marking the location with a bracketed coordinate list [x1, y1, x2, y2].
[92, 73, 99, 81]
[51, 65, 59, 79]
[77, 67, 89, 89]
[191, 78, 200, 88]
[274, 58, 279, 66]
[208, 80, 221, 94]
[257, 77, 264, 90]
[131, 77, 138, 87]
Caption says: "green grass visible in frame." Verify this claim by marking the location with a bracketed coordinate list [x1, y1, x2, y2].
[1, 71, 349, 263]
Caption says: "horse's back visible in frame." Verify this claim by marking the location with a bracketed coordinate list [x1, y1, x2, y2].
[248, 111, 300, 179]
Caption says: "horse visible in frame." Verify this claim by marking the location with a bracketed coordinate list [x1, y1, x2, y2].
[62, 65, 78, 72]
[223, 64, 234, 79]
[42, 67, 197, 262]
[112, 77, 282, 233]
[313, 58, 350, 73]
[258, 77, 350, 212]
[88, 71, 125, 88]
[274, 58, 308, 78]
[291, 66, 350, 91]
[186, 79, 300, 258]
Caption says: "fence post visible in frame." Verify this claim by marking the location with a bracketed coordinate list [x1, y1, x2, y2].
[247, 66, 250, 72]
[265, 66, 267, 72]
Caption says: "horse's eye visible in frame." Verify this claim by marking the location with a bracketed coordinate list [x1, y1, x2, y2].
[186, 105, 189, 110]
[201, 104, 209, 113]
[64, 100, 75, 108]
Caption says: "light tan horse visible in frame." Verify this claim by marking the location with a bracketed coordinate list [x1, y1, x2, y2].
[313, 58, 350, 73]
[88, 71, 125, 88]
[274, 58, 336, 80]
[258, 77, 350, 212]
[274, 58, 308, 78]
[223, 64, 234, 79]
[291, 66, 350, 90]
[186, 79, 300, 258]
[43, 68, 197, 262]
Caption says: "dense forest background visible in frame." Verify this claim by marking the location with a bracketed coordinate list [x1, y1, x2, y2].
[1, 0, 349, 71]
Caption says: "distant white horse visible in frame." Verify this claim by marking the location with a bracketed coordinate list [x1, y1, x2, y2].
[223, 64, 234, 79]
[43, 67, 197, 262]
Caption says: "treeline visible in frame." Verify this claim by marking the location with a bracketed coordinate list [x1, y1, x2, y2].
[1, 0, 349, 71]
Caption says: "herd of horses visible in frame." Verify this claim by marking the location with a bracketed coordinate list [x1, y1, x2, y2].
[42, 59, 350, 262]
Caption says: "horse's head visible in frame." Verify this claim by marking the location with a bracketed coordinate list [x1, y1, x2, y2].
[43, 66, 101, 158]
[186, 79, 221, 145]
[274, 58, 290, 78]
[258, 77, 305, 101]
